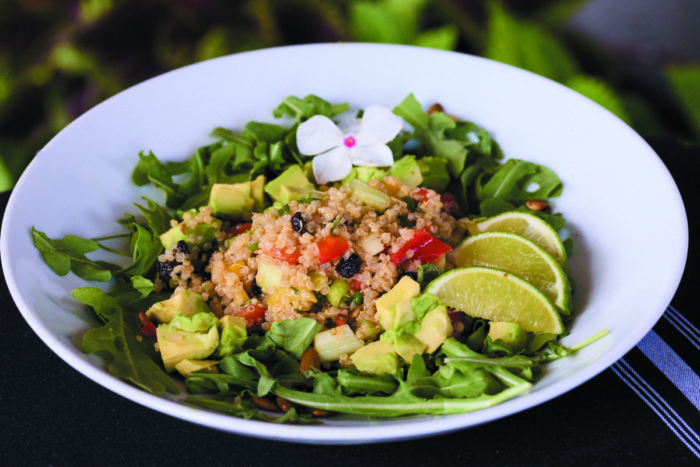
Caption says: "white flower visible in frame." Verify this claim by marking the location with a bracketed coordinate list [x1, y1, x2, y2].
[296, 105, 404, 184]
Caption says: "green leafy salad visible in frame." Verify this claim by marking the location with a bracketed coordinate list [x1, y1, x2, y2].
[32, 94, 606, 423]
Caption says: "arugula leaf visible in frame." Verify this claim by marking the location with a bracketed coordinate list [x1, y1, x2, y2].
[476, 159, 562, 206]
[184, 397, 319, 424]
[266, 318, 322, 359]
[74, 287, 179, 395]
[272, 95, 349, 122]
[31, 227, 114, 282]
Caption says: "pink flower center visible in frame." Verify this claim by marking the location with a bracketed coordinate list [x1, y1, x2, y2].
[343, 136, 356, 148]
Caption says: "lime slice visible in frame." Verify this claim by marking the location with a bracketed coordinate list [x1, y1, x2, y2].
[425, 266, 564, 335]
[448, 231, 572, 315]
[476, 212, 568, 271]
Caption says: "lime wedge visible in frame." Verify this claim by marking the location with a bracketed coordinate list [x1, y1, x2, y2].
[448, 231, 572, 314]
[476, 212, 568, 271]
[425, 266, 564, 335]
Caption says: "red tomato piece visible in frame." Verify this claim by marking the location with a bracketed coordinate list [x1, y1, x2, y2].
[140, 321, 157, 340]
[317, 235, 350, 263]
[412, 188, 431, 202]
[391, 229, 452, 266]
[263, 247, 301, 264]
[229, 222, 253, 236]
[335, 313, 349, 327]
[234, 302, 267, 327]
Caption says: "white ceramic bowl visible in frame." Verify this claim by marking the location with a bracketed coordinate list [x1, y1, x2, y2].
[1, 43, 687, 444]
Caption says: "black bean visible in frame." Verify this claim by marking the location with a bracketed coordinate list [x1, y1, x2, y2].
[397, 270, 418, 282]
[291, 212, 307, 234]
[251, 278, 263, 297]
[335, 253, 362, 278]
[176, 240, 189, 254]
[157, 260, 178, 282]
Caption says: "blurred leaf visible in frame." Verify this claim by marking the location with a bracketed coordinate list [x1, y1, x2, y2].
[666, 64, 700, 141]
[566, 75, 631, 124]
[0, 156, 13, 192]
[350, 0, 427, 44]
[484, 1, 579, 83]
[414, 24, 459, 50]
[535, 0, 590, 25]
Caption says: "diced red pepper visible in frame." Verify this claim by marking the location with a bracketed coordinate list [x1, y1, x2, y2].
[391, 229, 452, 266]
[262, 247, 301, 264]
[229, 222, 253, 237]
[412, 188, 431, 202]
[441, 193, 460, 217]
[138, 311, 148, 327]
[335, 312, 349, 327]
[317, 235, 350, 263]
[140, 321, 158, 340]
[234, 302, 267, 328]
[350, 279, 364, 291]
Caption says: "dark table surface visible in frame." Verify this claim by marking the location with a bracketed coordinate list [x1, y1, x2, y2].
[2, 137, 699, 466]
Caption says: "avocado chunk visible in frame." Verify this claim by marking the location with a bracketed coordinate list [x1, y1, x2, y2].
[174, 359, 218, 377]
[156, 312, 220, 372]
[217, 315, 247, 357]
[208, 175, 265, 219]
[146, 290, 212, 324]
[314, 324, 364, 363]
[349, 179, 391, 211]
[265, 165, 315, 203]
[375, 276, 421, 331]
[255, 257, 283, 292]
[350, 341, 399, 376]
[387, 155, 422, 188]
[159, 206, 222, 250]
[414, 305, 452, 353]
[391, 333, 427, 362]
[488, 321, 527, 353]
[341, 166, 388, 186]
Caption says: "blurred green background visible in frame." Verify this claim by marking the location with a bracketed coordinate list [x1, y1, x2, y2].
[1, 0, 698, 192]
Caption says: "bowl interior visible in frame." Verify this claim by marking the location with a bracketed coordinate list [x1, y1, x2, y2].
[0, 43, 687, 443]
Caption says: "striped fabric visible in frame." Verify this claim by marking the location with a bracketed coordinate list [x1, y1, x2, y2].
[612, 306, 700, 459]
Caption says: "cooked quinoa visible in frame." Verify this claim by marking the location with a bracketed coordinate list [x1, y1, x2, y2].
[155, 175, 469, 337]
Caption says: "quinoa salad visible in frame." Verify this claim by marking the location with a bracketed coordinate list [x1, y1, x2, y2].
[32, 94, 605, 422]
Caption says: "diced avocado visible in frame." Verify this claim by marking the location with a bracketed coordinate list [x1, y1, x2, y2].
[350, 341, 399, 376]
[414, 305, 452, 353]
[250, 175, 266, 211]
[174, 359, 218, 377]
[341, 166, 387, 186]
[349, 179, 391, 212]
[255, 258, 283, 292]
[358, 232, 384, 256]
[488, 322, 528, 353]
[375, 276, 421, 331]
[416, 156, 450, 191]
[208, 175, 265, 219]
[146, 290, 211, 324]
[159, 207, 222, 250]
[314, 324, 364, 363]
[328, 278, 351, 307]
[217, 315, 247, 357]
[156, 312, 220, 372]
[387, 155, 422, 188]
[265, 165, 315, 203]
[392, 333, 427, 362]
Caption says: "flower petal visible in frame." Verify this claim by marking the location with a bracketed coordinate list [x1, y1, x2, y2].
[355, 106, 404, 146]
[349, 144, 394, 167]
[296, 115, 344, 155]
[312, 146, 353, 184]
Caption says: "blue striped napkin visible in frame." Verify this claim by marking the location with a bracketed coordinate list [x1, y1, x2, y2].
[615, 138, 700, 459]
